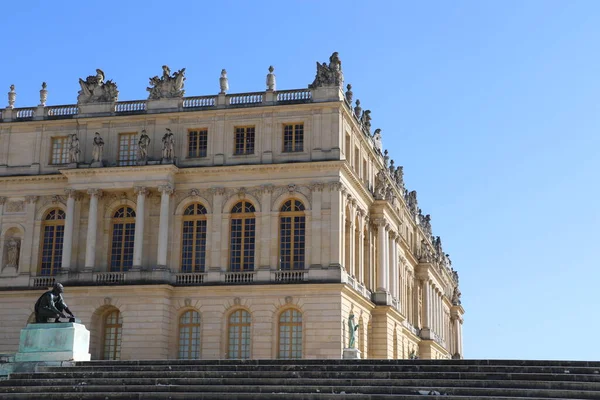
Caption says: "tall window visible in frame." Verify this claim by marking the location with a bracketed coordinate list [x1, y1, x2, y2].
[118, 133, 137, 166]
[50, 137, 69, 165]
[188, 129, 208, 158]
[278, 309, 302, 359]
[279, 199, 306, 270]
[103, 310, 122, 360]
[283, 123, 303, 153]
[178, 310, 201, 359]
[39, 208, 65, 276]
[181, 203, 207, 272]
[229, 201, 256, 271]
[228, 310, 251, 359]
[234, 126, 255, 155]
[110, 207, 135, 272]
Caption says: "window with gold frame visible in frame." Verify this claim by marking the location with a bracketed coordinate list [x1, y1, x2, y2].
[187, 129, 208, 158]
[118, 133, 138, 166]
[282, 123, 304, 153]
[50, 137, 70, 165]
[229, 201, 256, 271]
[102, 310, 122, 360]
[234, 126, 255, 155]
[181, 203, 207, 272]
[279, 199, 306, 270]
[178, 310, 201, 359]
[109, 206, 136, 272]
[278, 309, 302, 359]
[227, 309, 251, 359]
[39, 208, 65, 276]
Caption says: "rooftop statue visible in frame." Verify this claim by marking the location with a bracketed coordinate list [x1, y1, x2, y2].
[34, 283, 75, 323]
[309, 52, 344, 89]
[77, 69, 119, 104]
[147, 65, 186, 100]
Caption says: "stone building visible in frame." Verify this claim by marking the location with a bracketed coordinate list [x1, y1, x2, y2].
[0, 53, 464, 361]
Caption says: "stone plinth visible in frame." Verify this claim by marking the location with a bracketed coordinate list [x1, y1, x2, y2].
[15, 323, 90, 362]
[342, 348, 361, 359]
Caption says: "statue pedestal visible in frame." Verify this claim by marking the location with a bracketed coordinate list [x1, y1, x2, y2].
[343, 348, 361, 359]
[15, 323, 90, 362]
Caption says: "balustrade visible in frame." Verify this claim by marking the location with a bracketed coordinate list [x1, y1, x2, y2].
[47, 105, 79, 117]
[95, 272, 126, 285]
[115, 100, 146, 113]
[31, 276, 55, 288]
[15, 108, 34, 119]
[224, 271, 255, 284]
[175, 272, 206, 285]
[228, 93, 263, 105]
[276, 89, 312, 103]
[274, 270, 306, 283]
[183, 96, 216, 108]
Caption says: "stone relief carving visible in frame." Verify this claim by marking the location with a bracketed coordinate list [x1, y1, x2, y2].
[147, 65, 186, 100]
[5, 201, 25, 213]
[308, 52, 343, 89]
[161, 128, 175, 161]
[452, 286, 462, 306]
[92, 132, 104, 164]
[77, 69, 119, 104]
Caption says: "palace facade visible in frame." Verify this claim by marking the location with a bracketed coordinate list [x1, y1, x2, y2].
[0, 53, 464, 361]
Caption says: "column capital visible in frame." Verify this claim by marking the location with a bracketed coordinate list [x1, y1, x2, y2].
[158, 184, 174, 195]
[134, 186, 150, 196]
[372, 217, 386, 227]
[87, 188, 103, 198]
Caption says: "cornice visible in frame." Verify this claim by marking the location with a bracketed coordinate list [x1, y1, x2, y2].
[0, 173, 66, 184]
[59, 164, 179, 178]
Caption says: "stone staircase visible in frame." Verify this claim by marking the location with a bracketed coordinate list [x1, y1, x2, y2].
[1, 359, 600, 399]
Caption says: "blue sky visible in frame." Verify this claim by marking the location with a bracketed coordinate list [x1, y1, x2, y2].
[3, 1, 599, 360]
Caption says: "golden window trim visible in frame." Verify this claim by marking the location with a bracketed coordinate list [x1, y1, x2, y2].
[117, 132, 138, 166]
[277, 308, 303, 359]
[102, 309, 122, 361]
[282, 122, 304, 153]
[229, 201, 256, 272]
[187, 128, 209, 159]
[38, 208, 66, 276]
[278, 199, 306, 271]
[227, 309, 251, 359]
[177, 309, 201, 360]
[233, 125, 256, 156]
[109, 206, 136, 272]
[181, 203, 208, 273]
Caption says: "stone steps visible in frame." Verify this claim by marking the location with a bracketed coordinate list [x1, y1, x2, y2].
[2, 359, 599, 399]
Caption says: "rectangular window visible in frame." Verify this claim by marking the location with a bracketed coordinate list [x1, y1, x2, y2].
[234, 126, 255, 155]
[188, 129, 208, 158]
[118, 133, 138, 166]
[283, 123, 304, 153]
[50, 137, 69, 165]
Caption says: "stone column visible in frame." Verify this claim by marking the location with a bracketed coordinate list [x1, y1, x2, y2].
[61, 189, 77, 272]
[357, 214, 365, 284]
[422, 280, 431, 330]
[133, 186, 149, 269]
[376, 221, 387, 292]
[84, 189, 102, 270]
[329, 183, 344, 267]
[156, 184, 174, 268]
[389, 232, 398, 302]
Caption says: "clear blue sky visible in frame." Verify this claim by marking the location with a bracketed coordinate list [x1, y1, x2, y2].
[3, 1, 599, 361]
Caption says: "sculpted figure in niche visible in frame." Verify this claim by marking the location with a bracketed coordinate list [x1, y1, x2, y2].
[347, 312, 360, 349]
[92, 132, 104, 163]
[5, 238, 20, 268]
[77, 69, 119, 104]
[69, 134, 80, 163]
[34, 283, 75, 323]
[161, 128, 175, 160]
[137, 130, 151, 161]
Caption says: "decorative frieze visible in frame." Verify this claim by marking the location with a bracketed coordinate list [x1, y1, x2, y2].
[4, 200, 25, 213]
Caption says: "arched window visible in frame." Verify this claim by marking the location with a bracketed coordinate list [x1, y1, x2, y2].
[181, 203, 208, 272]
[278, 309, 302, 359]
[229, 201, 256, 272]
[227, 309, 251, 359]
[103, 310, 122, 360]
[110, 207, 135, 272]
[178, 310, 201, 359]
[39, 208, 65, 276]
[279, 199, 306, 270]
